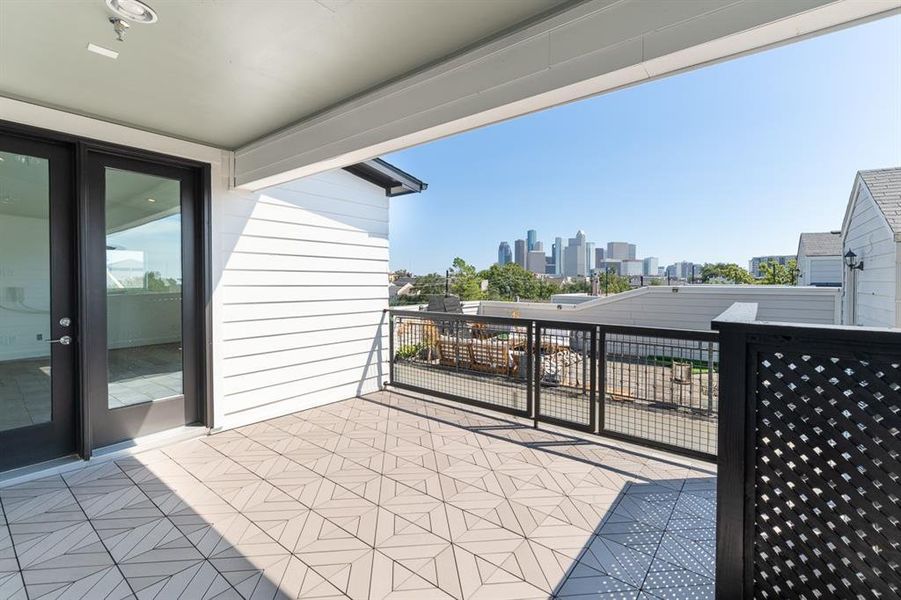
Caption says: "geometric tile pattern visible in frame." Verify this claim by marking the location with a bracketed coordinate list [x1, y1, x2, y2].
[0, 389, 716, 599]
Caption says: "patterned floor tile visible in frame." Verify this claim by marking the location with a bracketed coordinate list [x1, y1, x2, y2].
[0, 392, 716, 599]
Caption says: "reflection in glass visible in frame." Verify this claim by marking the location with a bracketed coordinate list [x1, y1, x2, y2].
[105, 168, 183, 408]
[0, 151, 52, 430]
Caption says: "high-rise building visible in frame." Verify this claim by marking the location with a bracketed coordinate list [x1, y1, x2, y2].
[497, 241, 512, 265]
[585, 242, 595, 272]
[749, 255, 795, 278]
[545, 255, 555, 275]
[596, 260, 621, 276]
[553, 237, 563, 275]
[527, 230, 538, 252]
[667, 261, 699, 281]
[621, 259, 643, 277]
[595, 247, 605, 264]
[642, 257, 659, 276]
[564, 230, 587, 276]
[534, 241, 543, 252]
[514, 239, 527, 268]
[527, 250, 546, 274]
[607, 242, 637, 261]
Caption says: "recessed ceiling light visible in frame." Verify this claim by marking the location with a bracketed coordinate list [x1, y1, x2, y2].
[106, 0, 158, 24]
[146, 198, 156, 203]
[87, 43, 119, 59]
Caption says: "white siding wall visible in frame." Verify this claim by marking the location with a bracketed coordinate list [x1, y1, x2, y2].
[480, 286, 840, 331]
[842, 184, 898, 327]
[807, 257, 842, 286]
[216, 171, 388, 428]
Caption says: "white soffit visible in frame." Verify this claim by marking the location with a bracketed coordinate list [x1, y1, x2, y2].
[234, 0, 901, 190]
[0, 0, 561, 149]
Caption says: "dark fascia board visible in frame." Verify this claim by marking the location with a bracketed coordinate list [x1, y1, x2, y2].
[343, 158, 428, 197]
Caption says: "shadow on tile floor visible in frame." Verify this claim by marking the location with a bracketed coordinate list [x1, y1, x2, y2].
[0, 391, 715, 599]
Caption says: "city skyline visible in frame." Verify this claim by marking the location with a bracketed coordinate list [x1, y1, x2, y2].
[385, 15, 900, 274]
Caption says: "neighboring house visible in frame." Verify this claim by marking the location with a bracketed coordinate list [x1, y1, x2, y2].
[388, 282, 414, 300]
[796, 231, 842, 287]
[841, 167, 901, 328]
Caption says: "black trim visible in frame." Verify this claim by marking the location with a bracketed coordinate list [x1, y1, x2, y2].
[0, 132, 78, 470]
[343, 158, 427, 197]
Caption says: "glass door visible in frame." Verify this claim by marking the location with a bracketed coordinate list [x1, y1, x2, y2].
[86, 152, 199, 448]
[0, 135, 76, 470]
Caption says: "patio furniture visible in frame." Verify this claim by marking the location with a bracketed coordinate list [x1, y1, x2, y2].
[469, 338, 512, 375]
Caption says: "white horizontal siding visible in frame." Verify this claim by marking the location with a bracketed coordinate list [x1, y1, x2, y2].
[842, 184, 897, 327]
[807, 257, 842, 286]
[215, 169, 389, 428]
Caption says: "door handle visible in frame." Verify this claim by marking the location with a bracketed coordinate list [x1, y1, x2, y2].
[46, 335, 72, 345]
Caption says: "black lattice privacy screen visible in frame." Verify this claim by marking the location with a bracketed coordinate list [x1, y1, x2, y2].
[754, 350, 901, 599]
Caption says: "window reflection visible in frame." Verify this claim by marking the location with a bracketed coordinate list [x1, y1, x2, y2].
[105, 168, 183, 408]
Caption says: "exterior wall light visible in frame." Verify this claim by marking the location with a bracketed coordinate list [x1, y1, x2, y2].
[844, 249, 864, 271]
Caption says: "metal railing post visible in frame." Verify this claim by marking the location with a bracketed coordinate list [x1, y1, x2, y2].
[597, 328, 605, 435]
[581, 331, 588, 396]
[533, 323, 541, 429]
[707, 340, 714, 415]
[526, 322, 534, 421]
[387, 310, 394, 386]
[589, 327, 597, 434]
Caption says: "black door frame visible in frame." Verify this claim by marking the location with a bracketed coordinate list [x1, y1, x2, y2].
[0, 119, 213, 465]
[84, 151, 203, 449]
[0, 132, 77, 470]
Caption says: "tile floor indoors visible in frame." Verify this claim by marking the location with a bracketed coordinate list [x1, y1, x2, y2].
[0, 389, 716, 600]
[0, 343, 183, 431]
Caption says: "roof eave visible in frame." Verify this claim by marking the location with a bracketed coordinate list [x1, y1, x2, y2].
[343, 158, 428, 197]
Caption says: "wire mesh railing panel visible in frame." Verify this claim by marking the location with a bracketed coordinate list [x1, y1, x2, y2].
[602, 333, 718, 456]
[391, 313, 530, 416]
[535, 325, 594, 429]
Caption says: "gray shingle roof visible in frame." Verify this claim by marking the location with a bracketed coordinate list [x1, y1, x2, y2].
[859, 167, 901, 234]
[799, 231, 842, 256]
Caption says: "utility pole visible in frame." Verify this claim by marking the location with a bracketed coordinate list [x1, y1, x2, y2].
[445, 269, 450, 296]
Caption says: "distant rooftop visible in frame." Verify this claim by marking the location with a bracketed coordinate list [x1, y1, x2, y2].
[858, 167, 901, 234]
[799, 231, 842, 256]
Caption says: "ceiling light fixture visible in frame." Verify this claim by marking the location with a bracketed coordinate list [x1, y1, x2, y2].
[146, 198, 156, 203]
[87, 43, 119, 59]
[106, 0, 158, 24]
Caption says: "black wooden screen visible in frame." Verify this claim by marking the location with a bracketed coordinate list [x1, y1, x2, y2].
[715, 317, 901, 600]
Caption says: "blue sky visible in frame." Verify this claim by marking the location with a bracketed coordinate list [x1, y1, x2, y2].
[385, 15, 901, 274]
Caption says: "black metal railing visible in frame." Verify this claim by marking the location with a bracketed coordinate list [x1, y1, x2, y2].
[387, 308, 719, 460]
[713, 306, 901, 599]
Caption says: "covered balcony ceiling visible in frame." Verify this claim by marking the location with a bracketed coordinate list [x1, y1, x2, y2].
[1, 0, 898, 188]
[0, 0, 563, 148]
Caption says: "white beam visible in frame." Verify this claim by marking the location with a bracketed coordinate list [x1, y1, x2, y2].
[235, 0, 900, 190]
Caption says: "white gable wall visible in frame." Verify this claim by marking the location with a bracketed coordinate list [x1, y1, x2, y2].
[841, 182, 898, 327]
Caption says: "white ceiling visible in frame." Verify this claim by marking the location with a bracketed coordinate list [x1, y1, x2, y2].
[0, 152, 177, 231]
[0, 0, 565, 148]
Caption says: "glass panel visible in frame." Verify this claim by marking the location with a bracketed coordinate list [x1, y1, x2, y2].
[0, 151, 52, 430]
[105, 168, 183, 408]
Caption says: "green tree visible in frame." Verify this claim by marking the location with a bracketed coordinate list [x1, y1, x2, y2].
[411, 272, 444, 297]
[480, 262, 555, 301]
[561, 279, 591, 294]
[596, 270, 632, 294]
[758, 259, 798, 285]
[448, 257, 485, 300]
[700, 263, 754, 285]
